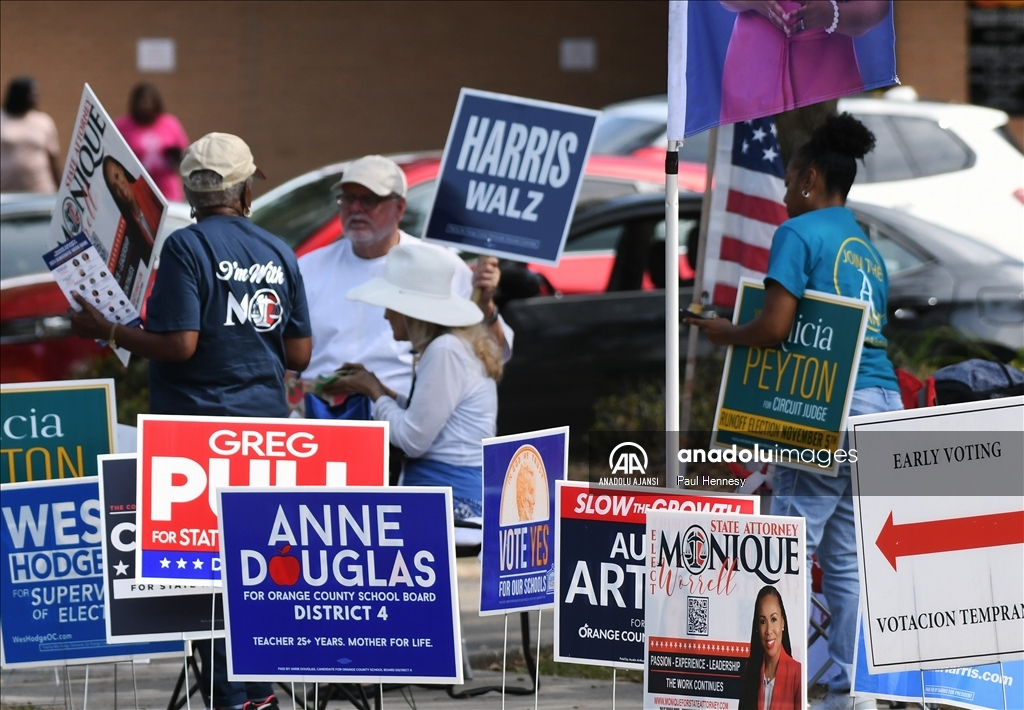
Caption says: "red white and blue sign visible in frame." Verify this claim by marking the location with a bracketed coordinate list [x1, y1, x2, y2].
[218, 487, 462, 683]
[0, 477, 182, 667]
[479, 427, 568, 616]
[668, 1, 897, 139]
[423, 89, 599, 265]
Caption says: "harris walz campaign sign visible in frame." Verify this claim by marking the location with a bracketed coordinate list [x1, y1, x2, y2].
[711, 279, 867, 474]
[423, 89, 598, 265]
[136, 415, 388, 586]
[218, 487, 461, 684]
[0, 477, 181, 667]
[644, 510, 806, 710]
[554, 482, 758, 670]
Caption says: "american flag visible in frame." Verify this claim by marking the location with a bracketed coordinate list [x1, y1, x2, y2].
[702, 118, 788, 309]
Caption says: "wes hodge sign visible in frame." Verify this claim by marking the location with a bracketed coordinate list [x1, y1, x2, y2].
[136, 416, 388, 585]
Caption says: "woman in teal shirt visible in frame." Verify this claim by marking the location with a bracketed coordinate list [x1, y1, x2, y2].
[690, 113, 901, 710]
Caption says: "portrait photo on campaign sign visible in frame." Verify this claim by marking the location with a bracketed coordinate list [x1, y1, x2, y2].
[1, 379, 117, 484]
[0, 477, 182, 667]
[423, 88, 599, 265]
[644, 510, 806, 710]
[554, 481, 758, 670]
[136, 415, 388, 586]
[218, 487, 461, 684]
[98, 455, 225, 644]
[480, 427, 568, 616]
[668, 1, 896, 138]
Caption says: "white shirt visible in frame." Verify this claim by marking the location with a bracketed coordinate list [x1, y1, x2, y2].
[373, 334, 496, 466]
[298, 232, 512, 398]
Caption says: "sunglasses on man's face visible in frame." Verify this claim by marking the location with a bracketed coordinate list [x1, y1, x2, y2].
[336, 192, 396, 210]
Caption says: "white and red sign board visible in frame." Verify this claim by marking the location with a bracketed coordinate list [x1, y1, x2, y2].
[136, 415, 388, 586]
[850, 397, 1024, 673]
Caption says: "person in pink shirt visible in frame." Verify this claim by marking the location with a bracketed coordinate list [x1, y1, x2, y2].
[115, 83, 188, 201]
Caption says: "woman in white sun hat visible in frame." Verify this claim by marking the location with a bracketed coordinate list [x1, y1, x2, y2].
[338, 242, 501, 520]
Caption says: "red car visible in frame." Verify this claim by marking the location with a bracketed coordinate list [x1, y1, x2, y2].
[250, 151, 706, 293]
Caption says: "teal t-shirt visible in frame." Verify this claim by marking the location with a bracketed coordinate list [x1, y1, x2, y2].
[764, 207, 898, 392]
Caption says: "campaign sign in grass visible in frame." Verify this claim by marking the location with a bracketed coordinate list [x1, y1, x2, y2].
[423, 88, 599, 265]
[554, 482, 759, 670]
[711, 279, 867, 475]
[218, 487, 461, 684]
[99, 455, 225, 644]
[1, 379, 116, 484]
[0, 477, 182, 667]
[480, 427, 568, 616]
[136, 415, 388, 586]
[643, 510, 806, 710]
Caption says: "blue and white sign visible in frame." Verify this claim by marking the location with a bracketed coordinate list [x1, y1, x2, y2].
[854, 620, 1024, 710]
[480, 427, 568, 616]
[218, 487, 461, 683]
[0, 477, 182, 667]
[423, 89, 599, 265]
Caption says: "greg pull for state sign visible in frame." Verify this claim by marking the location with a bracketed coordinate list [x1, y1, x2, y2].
[135, 415, 388, 585]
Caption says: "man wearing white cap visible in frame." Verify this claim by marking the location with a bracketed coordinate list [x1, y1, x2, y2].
[69, 132, 306, 709]
[298, 154, 511, 405]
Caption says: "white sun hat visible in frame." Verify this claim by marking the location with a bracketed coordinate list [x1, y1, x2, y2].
[346, 243, 483, 327]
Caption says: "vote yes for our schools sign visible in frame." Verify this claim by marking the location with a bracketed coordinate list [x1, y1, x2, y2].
[218, 487, 462, 684]
[423, 88, 599, 265]
[644, 510, 807, 710]
[554, 482, 758, 670]
[1, 379, 116, 484]
[480, 427, 567, 616]
[0, 477, 182, 667]
[99, 455, 225, 644]
[136, 415, 388, 586]
[711, 279, 867, 475]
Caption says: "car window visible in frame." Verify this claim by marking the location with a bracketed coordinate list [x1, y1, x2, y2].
[593, 117, 666, 155]
[853, 114, 915, 183]
[249, 174, 340, 249]
[400, 180, 436, 237]
[574, 178, 641, 214]
[891, 116, 974, 177]
[858, 220, 928, 275]
[566, 224, 624, 252]
[1, 213, 53, 280]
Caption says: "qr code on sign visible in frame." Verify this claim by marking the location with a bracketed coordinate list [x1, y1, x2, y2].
[687, 596, 709, 636]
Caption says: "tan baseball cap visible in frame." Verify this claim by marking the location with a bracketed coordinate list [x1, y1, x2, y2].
[180, 132, 265, 192]
[330, 155, 407, 197]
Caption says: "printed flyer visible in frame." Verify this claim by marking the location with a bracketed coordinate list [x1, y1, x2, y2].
[644, 510, 806, 710]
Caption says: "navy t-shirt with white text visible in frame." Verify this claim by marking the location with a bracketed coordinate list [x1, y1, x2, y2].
[145, 215, 311, 416]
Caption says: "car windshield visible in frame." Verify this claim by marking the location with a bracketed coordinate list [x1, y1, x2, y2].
[250, 173, 341, 249]
[592, 116, 709, 164]
[1, 212, 52, 280]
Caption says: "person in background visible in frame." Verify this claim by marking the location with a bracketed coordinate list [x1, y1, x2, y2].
[688, 113, 900, 710]
[0, 76, 61, 192]
[115, 82, 189, 201]
[339, 242, 500, 521]
[69, 132, 307, 710]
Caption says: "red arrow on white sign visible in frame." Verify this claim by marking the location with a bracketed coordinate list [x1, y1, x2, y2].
[875, 510, 1024, 571]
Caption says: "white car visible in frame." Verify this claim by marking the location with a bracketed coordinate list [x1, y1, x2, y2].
[594, 90, 1024, 261]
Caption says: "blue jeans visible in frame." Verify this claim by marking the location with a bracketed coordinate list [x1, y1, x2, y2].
[196, 638, 274, 709]
[770, 387, 902, 693]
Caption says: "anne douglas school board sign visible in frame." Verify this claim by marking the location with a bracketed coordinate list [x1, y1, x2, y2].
[423, 88, 599, 265]
[554, 482, 759, 670]
[136, 415, 388, 586]
[218, 487, 462, 684]
[711, 279, 867, 474]
[644, 510, 806, 710]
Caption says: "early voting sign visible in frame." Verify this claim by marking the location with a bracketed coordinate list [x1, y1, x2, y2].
[667, 1, 896, 138]
[644, 510, 807, 710]
[423, 88, 599, 265]
[136, 415, 388, 586]
[850, 398, 1024, 673]
[99, 455, 225, 644]
[0, 477, 182, 667]
[218, 487, 461, 684]
[711, 279, 867, 474]
[1, 379, 116, 484]
[480, 427, 567, 615]
[554, 482, 758, 670]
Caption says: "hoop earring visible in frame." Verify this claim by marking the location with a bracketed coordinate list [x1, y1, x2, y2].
[244, 207, 251, 217]
[189, 207, 196, 219]
[801, 190, 810, 198]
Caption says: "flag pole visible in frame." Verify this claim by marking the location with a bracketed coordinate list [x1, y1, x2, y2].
[679, 126, 718, 482]
[666, 140, 680, 488]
